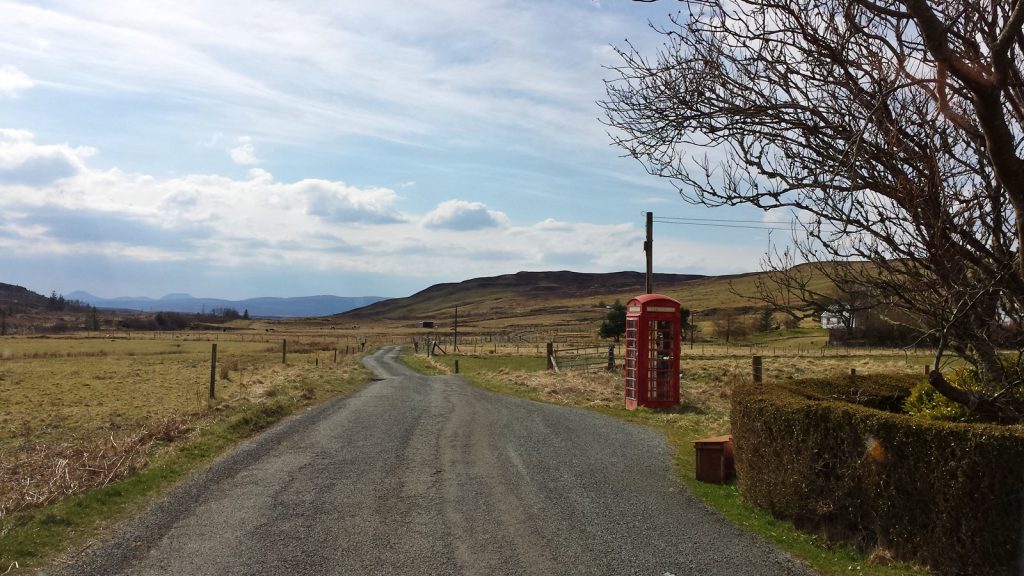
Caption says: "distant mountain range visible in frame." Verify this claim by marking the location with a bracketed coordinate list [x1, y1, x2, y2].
[66, 291, 388, 318]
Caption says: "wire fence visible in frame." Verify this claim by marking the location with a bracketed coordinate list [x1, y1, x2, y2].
[551, 343, 614, 372]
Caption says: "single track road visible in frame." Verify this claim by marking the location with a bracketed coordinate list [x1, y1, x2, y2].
[52, 345, 813, 575]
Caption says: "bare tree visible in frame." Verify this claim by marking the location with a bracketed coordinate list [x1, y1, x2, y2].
[603, 0, 1024, 421]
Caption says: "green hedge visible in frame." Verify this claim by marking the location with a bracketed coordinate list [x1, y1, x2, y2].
[732, 375, 1024, 576]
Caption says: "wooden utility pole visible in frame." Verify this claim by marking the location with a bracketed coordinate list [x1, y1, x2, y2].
[454, 306, 459, 352]
[645, 211, 653, 294]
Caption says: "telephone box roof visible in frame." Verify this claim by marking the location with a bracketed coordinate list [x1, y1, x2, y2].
[627, 293, 680, 306]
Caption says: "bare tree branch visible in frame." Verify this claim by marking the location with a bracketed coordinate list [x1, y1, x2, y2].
[606, 0, 1024, 421]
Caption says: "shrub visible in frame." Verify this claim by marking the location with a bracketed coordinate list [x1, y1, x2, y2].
[732, 376, 1024, 576]
[903, 379, 972, 422]
[904, 360, 1024, 422]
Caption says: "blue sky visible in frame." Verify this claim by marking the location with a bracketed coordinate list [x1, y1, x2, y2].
[0, 0, 780, 299]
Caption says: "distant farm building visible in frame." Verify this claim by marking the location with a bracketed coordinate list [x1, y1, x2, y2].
[419, 321, 435, 329]
[820, 308, 855, 330]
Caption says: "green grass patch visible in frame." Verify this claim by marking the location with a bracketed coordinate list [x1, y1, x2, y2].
[427, 354, 547, 374]
[0, 360, 371, 572]
[742, 327, 828, 346]
[398, 353, 448, 376]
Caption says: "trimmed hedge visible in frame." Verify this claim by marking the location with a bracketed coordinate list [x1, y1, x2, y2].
[732, 375, 1024, 576]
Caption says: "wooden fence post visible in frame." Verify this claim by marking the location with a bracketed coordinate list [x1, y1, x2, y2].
[607, 345, 615, 371]
[546, 343, 554, 371]
[282, 339, 287, 364]
[752, 355, 763, 384]
[209, 343, 217, 400]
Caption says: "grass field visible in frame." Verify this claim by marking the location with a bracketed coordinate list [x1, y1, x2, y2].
[402, 344, 933, 576]
[0, 330, 376, 571]
[1, 338, 262, 442]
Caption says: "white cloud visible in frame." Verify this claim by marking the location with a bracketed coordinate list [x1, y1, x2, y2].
[228, 136, 258, 165]
[0, 129, 34, 143]
[301, 180, 403, 224]
[0, 129, 94, 185]
[422, 199, 508, 231]
[0, 65, 34, 95]
[0, 131, 763, 286]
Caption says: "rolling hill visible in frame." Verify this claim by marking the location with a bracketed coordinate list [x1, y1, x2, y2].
[0, 282, 52, 311]
[337, 269, 783, 333]
[343, 271, 705, 319]
[2, 264, 837, 334]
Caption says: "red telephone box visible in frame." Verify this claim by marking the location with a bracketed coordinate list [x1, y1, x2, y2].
[624, 293, 681, 410]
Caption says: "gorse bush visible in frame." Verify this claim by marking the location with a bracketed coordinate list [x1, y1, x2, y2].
[904, 359, 1024, 422]
[903, 378, 972, 422]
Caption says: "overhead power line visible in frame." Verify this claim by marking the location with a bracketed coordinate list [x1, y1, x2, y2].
[650, 215, 800, 231]
[653, 216, 781, 224]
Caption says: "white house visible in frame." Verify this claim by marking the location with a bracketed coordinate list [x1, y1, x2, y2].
[821, 307, 856, 330]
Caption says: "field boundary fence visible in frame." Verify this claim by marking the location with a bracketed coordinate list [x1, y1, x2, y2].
[681, 342, 938, 360]
[547, 342, 615, 373]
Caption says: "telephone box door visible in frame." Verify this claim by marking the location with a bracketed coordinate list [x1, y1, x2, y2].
[624, 294, 681, 410]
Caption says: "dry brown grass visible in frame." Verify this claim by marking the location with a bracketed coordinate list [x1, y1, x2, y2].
[488, 367, 623, 408]
[0, 332, 371, 520]
[420, 344, 934, 447]
[0, 415, 191, 519]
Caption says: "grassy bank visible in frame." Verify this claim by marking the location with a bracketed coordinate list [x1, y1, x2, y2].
[401, 351, 927, 576]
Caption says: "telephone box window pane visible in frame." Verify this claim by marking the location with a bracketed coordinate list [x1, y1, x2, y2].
[647, 319, 674, 401]
[625, 317, 638, 400]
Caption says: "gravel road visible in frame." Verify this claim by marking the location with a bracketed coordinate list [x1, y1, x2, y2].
[52, 345, 812, 576]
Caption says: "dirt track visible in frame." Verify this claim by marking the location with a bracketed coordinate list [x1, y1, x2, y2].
[52, 346, 811, 575]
